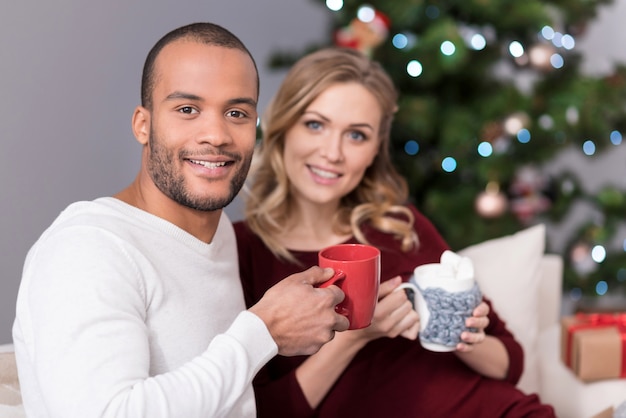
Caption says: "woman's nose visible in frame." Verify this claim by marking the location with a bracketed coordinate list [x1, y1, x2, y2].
[319, 134, 344, 162]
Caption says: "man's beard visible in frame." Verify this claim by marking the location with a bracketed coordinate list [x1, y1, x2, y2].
[146, 129, 252, 212]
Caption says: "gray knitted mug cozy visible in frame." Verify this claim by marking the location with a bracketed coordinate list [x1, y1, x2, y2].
[419, 283, 482, 348]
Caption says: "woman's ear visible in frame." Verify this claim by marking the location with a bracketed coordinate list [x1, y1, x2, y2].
[132, 106, 150, 146]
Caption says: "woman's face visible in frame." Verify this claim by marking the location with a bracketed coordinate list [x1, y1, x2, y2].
[283, 82, 382, 209]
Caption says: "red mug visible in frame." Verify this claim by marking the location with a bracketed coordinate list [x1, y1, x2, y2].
[318, 244, 381, 330]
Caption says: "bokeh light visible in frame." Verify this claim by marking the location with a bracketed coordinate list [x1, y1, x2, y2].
[595, 280, 608, 296]
[477, 142, 493, 157]
[561, 34, 575, 50]
[407, 60, 423, 77]
[550, 53, 564, 69]
[610, 130, 623, 145]
[591, 245, 606, 263]
[569, 287, 582, 301]
[541, 26, 555, 40]
[440, 40, 456, 56]
[509, 41, 524, 58]
[404, 140, 419, 155]
[357, 5, 376, 22]
[517, 129, 531, 143]
[441, 157, 457, 172]
[392, 33, 408, 49]
[470, 34, 486, 50]
[425, 5, 439, 19]
[325, 0, 343, 11]
[583, 140, 596, 156]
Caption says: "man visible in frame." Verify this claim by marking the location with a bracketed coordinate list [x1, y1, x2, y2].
[12, 22, 349, 417]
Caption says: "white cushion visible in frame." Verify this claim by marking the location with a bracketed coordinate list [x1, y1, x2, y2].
[0, 404, 26, 418]
[459, 224, 545, 395]
[538, 324, 626, 418]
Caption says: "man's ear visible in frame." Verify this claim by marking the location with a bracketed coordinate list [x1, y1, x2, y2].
[132, 106, 150, 145]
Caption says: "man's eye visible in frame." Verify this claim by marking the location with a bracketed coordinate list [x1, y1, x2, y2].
[178, 106, 198, 114]
[227, 110, 247, 118]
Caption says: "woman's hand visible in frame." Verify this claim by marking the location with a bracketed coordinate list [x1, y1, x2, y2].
[455, 301, 490, 352]
[352, 276, 420, 343]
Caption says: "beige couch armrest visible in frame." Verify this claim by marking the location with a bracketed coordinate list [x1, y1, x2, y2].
[538, 254, 563, 333]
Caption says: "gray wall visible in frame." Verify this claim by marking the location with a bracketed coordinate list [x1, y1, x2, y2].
[2, 0, 626, 344]
[0, 0, 329, 344]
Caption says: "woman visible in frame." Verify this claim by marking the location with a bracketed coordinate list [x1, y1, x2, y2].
[234, 47, 555, 417]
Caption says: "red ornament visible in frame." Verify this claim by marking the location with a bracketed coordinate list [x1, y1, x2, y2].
[334, 9, 391, 56]
[475, 181, 508, 218]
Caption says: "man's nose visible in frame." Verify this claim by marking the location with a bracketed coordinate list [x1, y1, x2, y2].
[196, 113, 233, 147]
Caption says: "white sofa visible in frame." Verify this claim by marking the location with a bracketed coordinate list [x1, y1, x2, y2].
[0, 344, 24, 418]
[536, 257, 626, 418]
[459, 224, 626, 418]
[1, 225, 625, 418]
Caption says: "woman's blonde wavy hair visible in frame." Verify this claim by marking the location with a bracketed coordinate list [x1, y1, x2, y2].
[244, 47, 417, 262]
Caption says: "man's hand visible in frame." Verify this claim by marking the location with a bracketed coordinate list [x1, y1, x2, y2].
[249, 266, 350, 356]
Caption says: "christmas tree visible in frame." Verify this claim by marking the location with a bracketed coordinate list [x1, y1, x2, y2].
[268, 0, 626, 304]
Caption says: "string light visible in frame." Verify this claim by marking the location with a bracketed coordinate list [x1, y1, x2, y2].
[583, 140, 596, 156]
[509, 41, 524, 58]
[404, 140, 419, 155]
[477, 141, 493, 157]
[392, 34, 409, 49]
[541, 26, 555, 40]
[538, 114, 554, 130]
[591, 245, 607, 263]
[357, 5, 376, 22]
[425, 5, 439, 19]
[392, 32, 417, 50]
[610, 130, 623, 145]
[552, 32, 564, 48]
[550, 53, 564, 69]
[470, 34, 486, 50]
[561, 34, 575, 50]
[517, 129, 531, 143]
[407, 60, 423, 77]
[325, 0, 343, 11]
[441, 157, 457, 172]
[440, 40, 456, 56]
[569, 288, 582, 301]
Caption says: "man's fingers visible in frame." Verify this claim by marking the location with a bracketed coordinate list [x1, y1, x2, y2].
[334, 314, 350, 332]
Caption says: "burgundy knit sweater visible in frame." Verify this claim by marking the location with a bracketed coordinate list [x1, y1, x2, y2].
[234, 205, 555, 417]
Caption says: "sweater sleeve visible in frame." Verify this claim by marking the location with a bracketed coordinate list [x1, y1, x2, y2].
[481, 297, 525, 385]
[14, 226, 277, 418]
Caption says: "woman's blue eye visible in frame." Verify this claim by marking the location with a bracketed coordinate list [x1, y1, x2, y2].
[305, 121, 322, 130]
[350, 131, 366, 141]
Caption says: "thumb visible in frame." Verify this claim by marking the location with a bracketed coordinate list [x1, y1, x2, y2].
[301, 266, 336, 286]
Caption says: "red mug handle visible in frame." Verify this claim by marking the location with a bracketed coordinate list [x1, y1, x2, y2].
[318, 269, 346, 288]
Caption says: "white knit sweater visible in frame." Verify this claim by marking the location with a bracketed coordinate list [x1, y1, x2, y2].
[13, 197, 277, 417]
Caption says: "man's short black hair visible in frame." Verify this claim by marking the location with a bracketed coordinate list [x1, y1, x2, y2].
[141, 22, 259, 110]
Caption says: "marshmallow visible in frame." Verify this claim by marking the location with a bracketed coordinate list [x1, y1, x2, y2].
[440, 250, 474, 281]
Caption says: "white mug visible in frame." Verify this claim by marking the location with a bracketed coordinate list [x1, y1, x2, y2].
[397, 252, 481, 352]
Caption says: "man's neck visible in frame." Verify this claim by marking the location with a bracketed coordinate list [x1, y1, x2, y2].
[114, 176, 222, 244]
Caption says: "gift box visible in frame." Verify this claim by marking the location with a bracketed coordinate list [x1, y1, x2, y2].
[560, 313, 626, 382]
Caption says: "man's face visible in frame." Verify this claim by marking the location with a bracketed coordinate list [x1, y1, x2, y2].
[144, 41, 258, 211]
